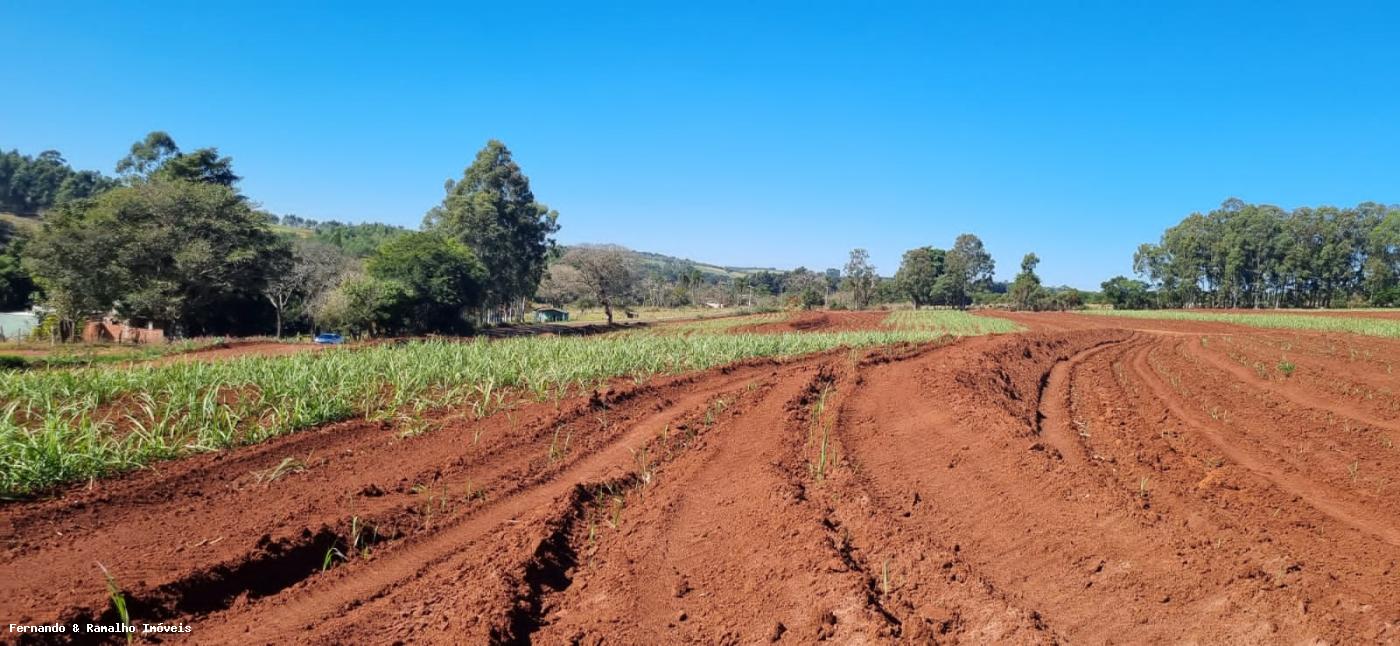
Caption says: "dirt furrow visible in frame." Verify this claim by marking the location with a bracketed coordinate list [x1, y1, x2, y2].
[1129, 341, 1400, 547]
[1034, 335, 1136, 464]
[1179, 334, 1400, 434]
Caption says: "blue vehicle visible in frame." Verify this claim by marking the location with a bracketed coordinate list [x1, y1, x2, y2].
[313, 332, 345, 345]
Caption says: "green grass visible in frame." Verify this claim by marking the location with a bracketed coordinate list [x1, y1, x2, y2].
[1083, 310, 1400, 338]
[661, 311, 789, 333]
[0, 330, 955, 496]
[883, 309, 1022, 335]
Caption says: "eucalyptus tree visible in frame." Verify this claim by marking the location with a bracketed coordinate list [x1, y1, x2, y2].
[424, 140, 559, 323]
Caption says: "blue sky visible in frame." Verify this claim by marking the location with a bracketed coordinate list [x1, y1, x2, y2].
[3, 1, 1397, 288]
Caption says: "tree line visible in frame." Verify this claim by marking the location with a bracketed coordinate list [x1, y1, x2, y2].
[0, 149, 115, 215]
[1103, 198, 1400, 309]
[1, 134, 561, 339]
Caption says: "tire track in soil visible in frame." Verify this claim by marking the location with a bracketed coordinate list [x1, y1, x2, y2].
[0, 357, 807, 641]
[524, 362, 886, 643]
[1033, 335, 1138, 465]
[834, 329, 1400, 643]
[837, 331, 1208, 642]
[512, 343, 960, 643]
[176, 370, 795, 643]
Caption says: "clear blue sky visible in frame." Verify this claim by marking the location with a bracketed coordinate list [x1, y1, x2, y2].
[3, 1, 1397, 289]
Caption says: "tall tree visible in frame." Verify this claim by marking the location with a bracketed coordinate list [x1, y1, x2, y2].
[116, 131, 241, 188]
[944, 233, 995, 309]
[1365, 209, 1400, 305]
[424, 140, 560, 322]
[842, 248, 877, 310]
[0, 230, 35, 311]
[1009, 252, 1042, 310]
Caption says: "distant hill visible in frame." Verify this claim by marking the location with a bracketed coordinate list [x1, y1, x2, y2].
[563, 244, 779, 281]
[2, 212, 782, 280]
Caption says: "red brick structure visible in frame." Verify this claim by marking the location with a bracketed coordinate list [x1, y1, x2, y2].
[81, 318, 165, 344]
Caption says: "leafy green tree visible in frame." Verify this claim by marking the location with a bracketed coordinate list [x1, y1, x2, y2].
[1101, 276, 1153, 309]
[679, 266, 705, 305]
[115, 132, 180, 179]
[366, 232, 486, 333]
[155, 148, 240, 186]
[316, 273, 409, 338]
[1009, 252, 1043, 310]
[0, 148, 115, 214]
[116, 131, 240, 188]
[1364, 208, 1400, 304]
[0, 232, 35, 311]
[895, 247, 945, 309]
[24, 179, 288, 336]
[944, 233, 995, 309]
[310, 221, 410, 257]
[784, 267, 826, 310]
[54, 170, 116, 204]
[842, 248, 877, 310]
[1048, 288, 1084, 310]
[424, 140, 560, 321]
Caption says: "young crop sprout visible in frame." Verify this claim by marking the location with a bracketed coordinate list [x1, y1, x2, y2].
[608, 495, 624, 529]
[548, 427, 572, 463]
[97, 562, 133, 645]
[630, 446, 653, 484]
[254, 456, 307, 484]
[322, 546, 347, 572]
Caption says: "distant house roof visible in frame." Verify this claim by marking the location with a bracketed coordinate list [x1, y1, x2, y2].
[534, 307, 568, 314]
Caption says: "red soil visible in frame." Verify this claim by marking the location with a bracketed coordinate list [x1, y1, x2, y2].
[737, 310, 889, 334]
[147, 341, 323, 366]
[3, 316, 1400, 643]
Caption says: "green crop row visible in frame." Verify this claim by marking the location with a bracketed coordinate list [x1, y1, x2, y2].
[882, 309, 1022, 335]
[1, 329, 945, 496]
[1082, 309, 1400, 338]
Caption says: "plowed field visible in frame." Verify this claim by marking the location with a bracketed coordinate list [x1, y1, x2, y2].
[3, 312, 1399, 643]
